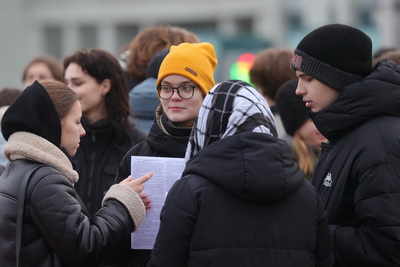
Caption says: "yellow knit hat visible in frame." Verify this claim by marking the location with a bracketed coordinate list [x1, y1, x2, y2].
[156, 42, 218, 96]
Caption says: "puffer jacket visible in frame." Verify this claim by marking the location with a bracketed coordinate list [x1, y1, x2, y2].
[310, 60, 400, 266]
[148, 132, 334, 267]
[0, 132, 146, 267]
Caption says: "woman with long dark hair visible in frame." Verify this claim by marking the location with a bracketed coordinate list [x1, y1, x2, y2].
[64, 49, 146, 215]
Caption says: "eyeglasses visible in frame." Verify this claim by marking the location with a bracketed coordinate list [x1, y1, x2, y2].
[157, 85, 197, 100]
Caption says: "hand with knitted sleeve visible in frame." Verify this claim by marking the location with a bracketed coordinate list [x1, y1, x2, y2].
[103, 172, 153, 230]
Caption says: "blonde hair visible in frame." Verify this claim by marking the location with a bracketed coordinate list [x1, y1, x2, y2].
[292, 131, 318, 181]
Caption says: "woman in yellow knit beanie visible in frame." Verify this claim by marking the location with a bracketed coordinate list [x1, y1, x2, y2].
[114, 42, 217, 267]
[156, 42, 217, 127]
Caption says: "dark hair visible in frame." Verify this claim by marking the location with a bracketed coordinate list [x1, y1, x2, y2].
[40, 79, 79, 120]
[22, 55, 63, 82]
[127, 25, 199, 82]
[63, 48, 132, 135]
[249, 49, 297, 100]
[0, 87, 22, 107]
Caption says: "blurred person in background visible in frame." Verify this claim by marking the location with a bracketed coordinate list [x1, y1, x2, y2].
[125, 25, 199, 89]
[64, 48, 146, 217]
[249, 48, 298, 142]
[129, 49, 169, 134]
[0, 86, 22, 172]
[22, 55, 63, 87]
[372, 46, 398, 59]
[275, 79, 327, 180]
[372, 48, 400, 66]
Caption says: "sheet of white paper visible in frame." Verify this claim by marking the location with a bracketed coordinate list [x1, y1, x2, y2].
[130, 156, 185, 250]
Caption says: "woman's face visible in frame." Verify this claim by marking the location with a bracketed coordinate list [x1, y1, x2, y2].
[60, 101, 86, 156]
[159, 75, 204, 127]
[297, 119, 327, 148]
[24, 62, 54, 87]
[64, 63, 110, 123]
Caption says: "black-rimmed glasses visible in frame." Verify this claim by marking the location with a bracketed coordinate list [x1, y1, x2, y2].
[157, 85, 197, 100]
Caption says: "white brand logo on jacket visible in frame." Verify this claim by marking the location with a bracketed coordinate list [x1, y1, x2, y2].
[323, 172, 332, 187]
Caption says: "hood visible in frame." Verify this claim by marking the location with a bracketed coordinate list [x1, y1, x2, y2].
[1, 80, 61, 147]
[311, 60, 400, 141]
[129, 78, 160, 119]
[183, 132, 305, 203]
[185, 80, 277, 161]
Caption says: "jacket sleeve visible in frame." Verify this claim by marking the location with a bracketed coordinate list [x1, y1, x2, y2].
[331, 162, 400, 266]
[147, 177, 197, 267]
[28, 169, 137, 266]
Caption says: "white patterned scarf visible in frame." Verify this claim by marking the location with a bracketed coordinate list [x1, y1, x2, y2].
[185, 80, 277, 161]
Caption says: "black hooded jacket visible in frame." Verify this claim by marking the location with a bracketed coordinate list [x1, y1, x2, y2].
[147, 132, 333, 267]
[310, 60, 400, 266]
[0, 81, 146, 266]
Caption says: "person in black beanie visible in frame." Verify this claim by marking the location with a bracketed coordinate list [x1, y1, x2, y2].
[292, 23, 400, 267]
[275, 79, 327, 180]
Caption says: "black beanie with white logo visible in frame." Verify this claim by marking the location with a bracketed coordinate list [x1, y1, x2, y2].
[291, 24, 373, 91]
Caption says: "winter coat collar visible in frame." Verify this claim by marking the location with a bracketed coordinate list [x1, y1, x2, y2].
[154, 105, 192, 137]
[143, 105, 191, 157]
[3, 132, 79, 183]
[311, 60, 400, 141]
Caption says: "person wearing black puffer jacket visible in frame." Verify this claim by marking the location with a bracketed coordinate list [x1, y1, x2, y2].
[147, 80, 334, 267]
[0, 80, 151, 267]
[292, 24, 400, 266]
[114, 42, 218, 267]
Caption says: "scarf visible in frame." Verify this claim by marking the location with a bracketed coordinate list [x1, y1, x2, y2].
[185, 80, 277, 161]
[3, 132, 79, 183]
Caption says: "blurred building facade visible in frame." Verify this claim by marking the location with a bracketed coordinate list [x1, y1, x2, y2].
[1, 0, 399, 87]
